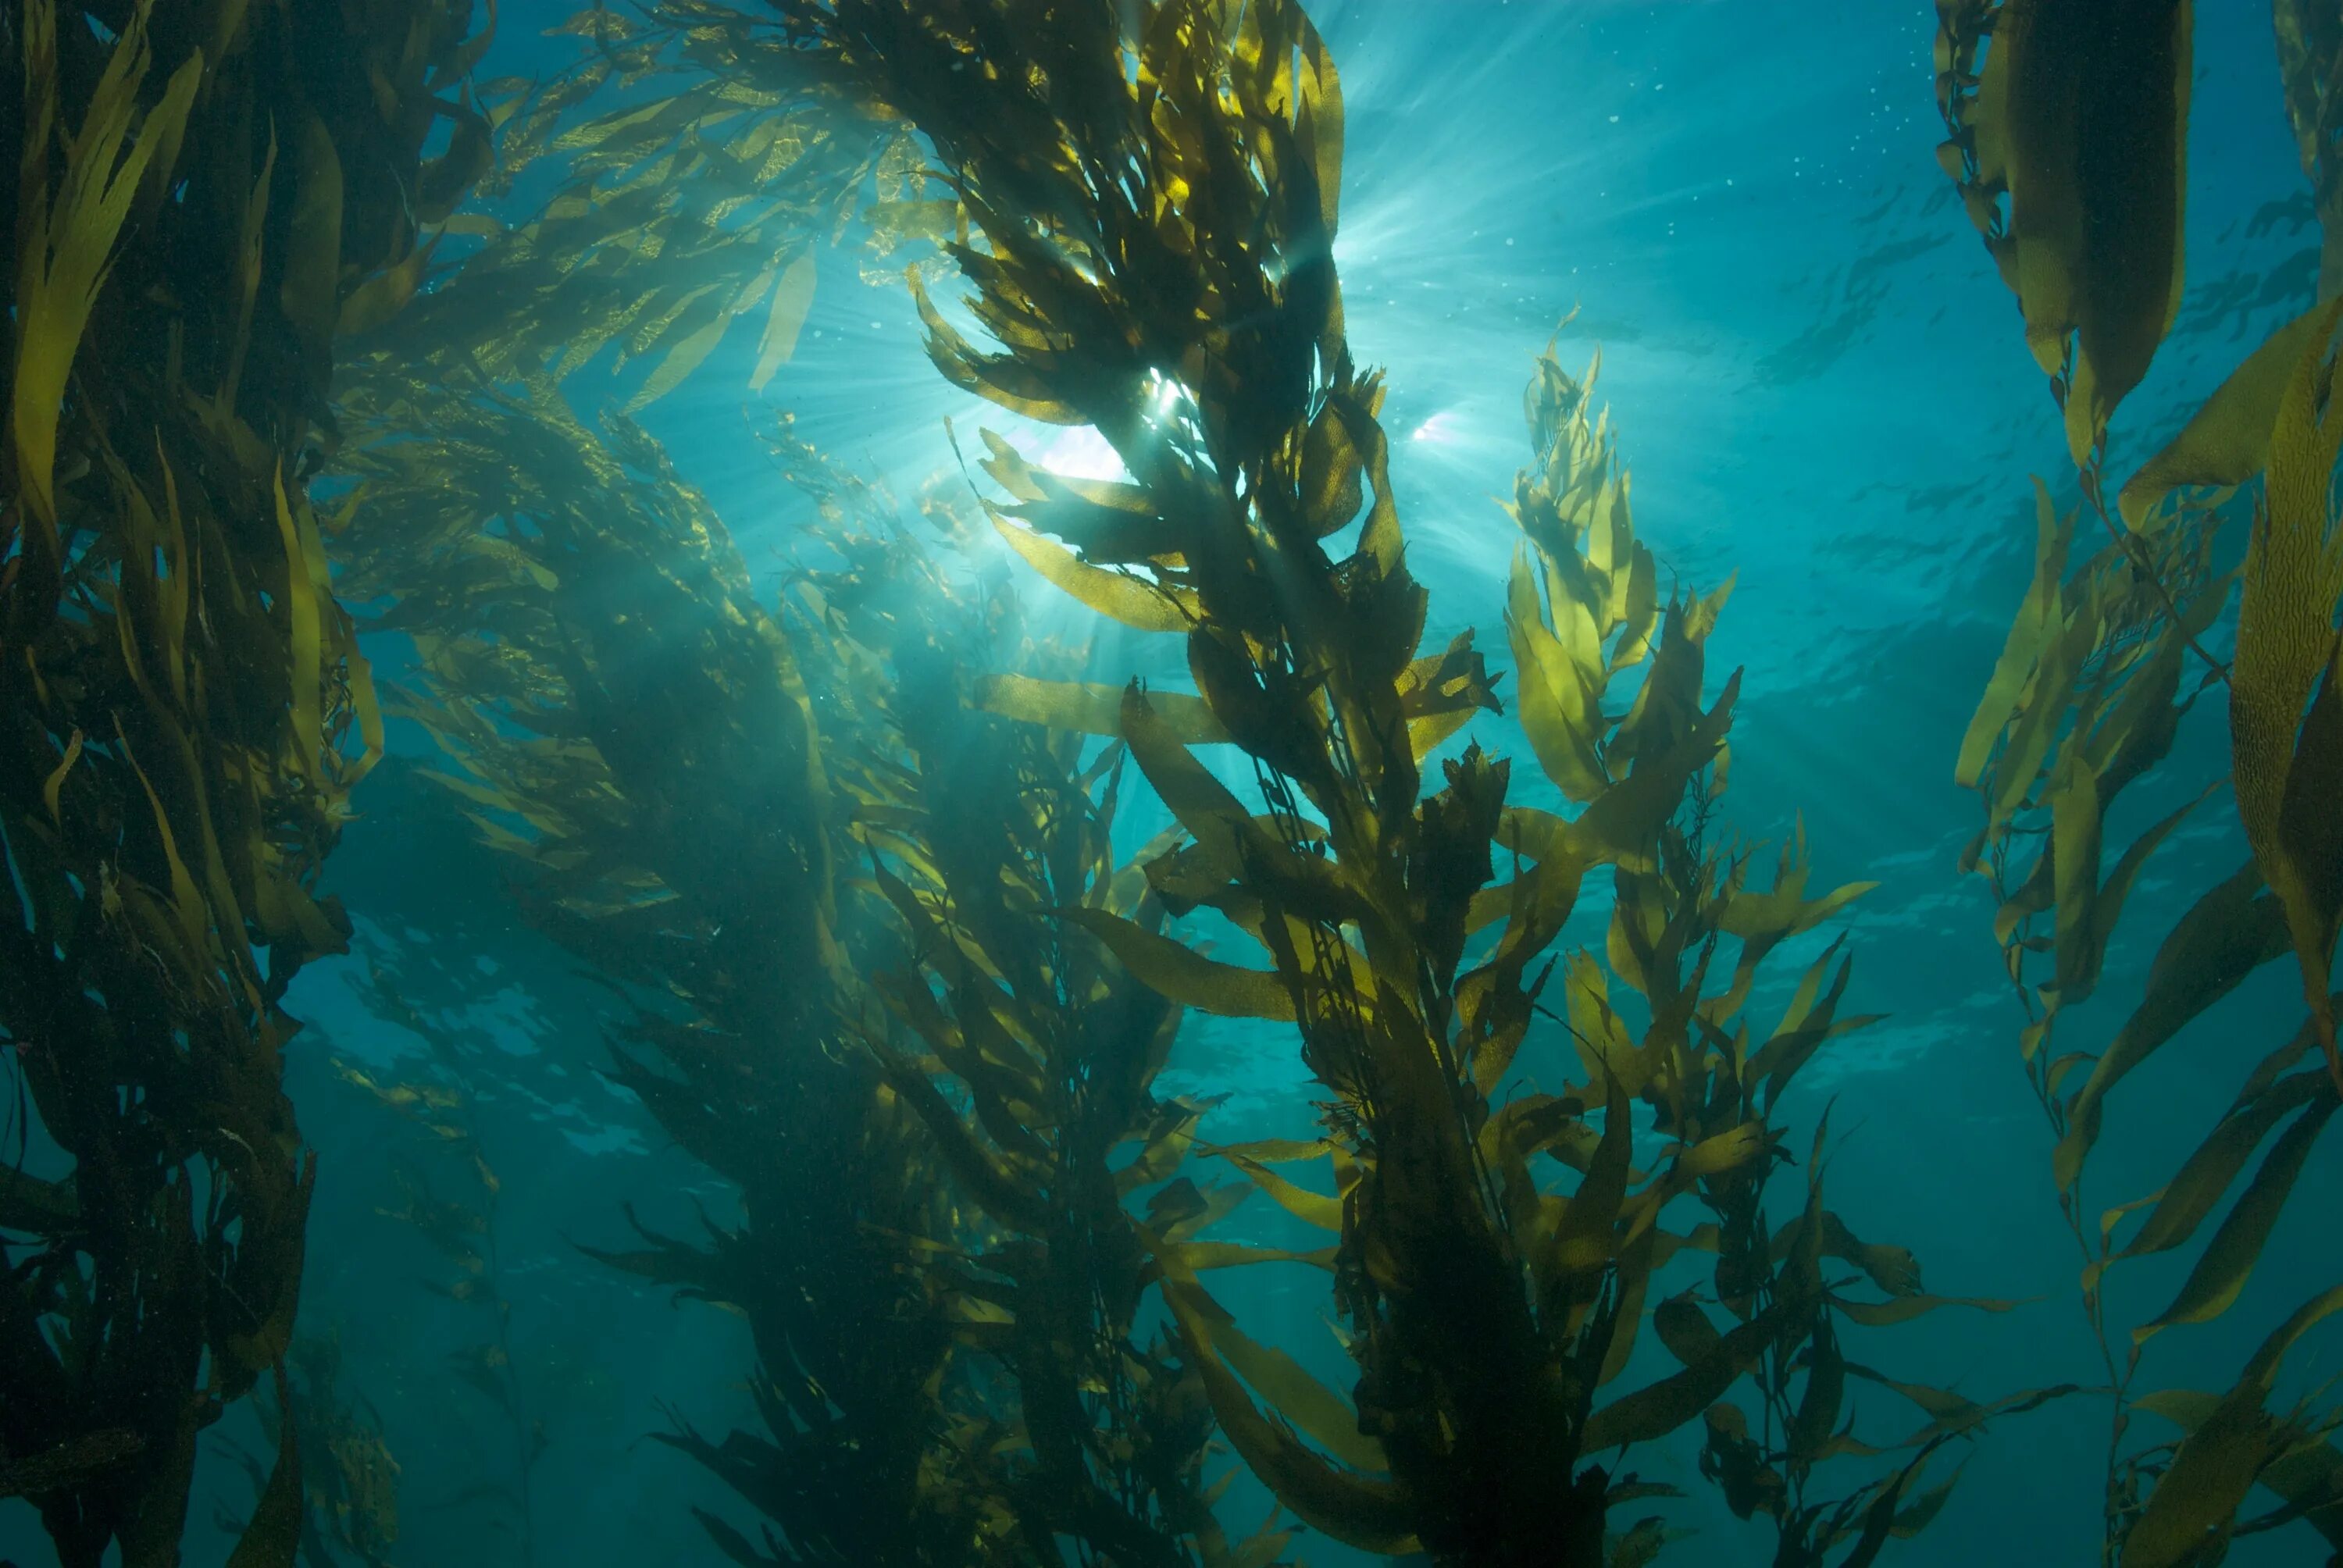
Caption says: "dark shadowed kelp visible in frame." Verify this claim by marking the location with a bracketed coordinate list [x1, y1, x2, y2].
[1935, 0, 2343, 1559]
[822, 500, 1264, 1563]
[0, 2, 485, 1562]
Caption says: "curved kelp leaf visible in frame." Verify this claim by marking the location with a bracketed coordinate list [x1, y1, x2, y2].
[1157, 1264, 1418, 1555]
[2054, 863, 2292, 1190]
[2124, 1285, 2343, 1568]
[1940, 0, 2194, 463]
[1059, 907, 1296, 1021]
[972, 673, 1230, 744]
[2131, 1095, 2337, 1344]
[2232, 315, 2343, 1089]
[2118, 295, 2343, 529]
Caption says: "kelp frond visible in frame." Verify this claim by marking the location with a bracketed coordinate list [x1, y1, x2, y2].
[0, 3, 488, 1563]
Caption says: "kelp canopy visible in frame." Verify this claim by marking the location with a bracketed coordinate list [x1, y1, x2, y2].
[2, 0, 2338, 1566]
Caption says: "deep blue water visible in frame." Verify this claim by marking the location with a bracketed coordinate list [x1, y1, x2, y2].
[6, 2, 2331, 1564]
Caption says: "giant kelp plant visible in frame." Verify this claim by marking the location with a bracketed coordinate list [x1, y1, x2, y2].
[0, 2, 485, 1563]
[1935, 0, 2343, 1561]
[714, 1, 2044, 1563]
[326, 164, 1276, 1556]
[332, 364, 997, 1559]
[829, 504, 1270, 1563]
[313, 12, 1305, 1556]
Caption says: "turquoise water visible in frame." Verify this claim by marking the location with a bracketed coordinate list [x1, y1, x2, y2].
[5, 2, 2330, 1563]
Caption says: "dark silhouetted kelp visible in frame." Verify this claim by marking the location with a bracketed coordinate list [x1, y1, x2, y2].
[0, 2, 487, 1563]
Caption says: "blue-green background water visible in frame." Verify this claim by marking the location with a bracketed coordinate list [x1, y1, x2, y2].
[9, 1, 2333, 1563]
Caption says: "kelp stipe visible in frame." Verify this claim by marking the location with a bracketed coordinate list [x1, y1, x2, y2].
[0, 2, 486, 1562]
[1935, 0, 2343, 1558]
[734, 1, 2027, 1559]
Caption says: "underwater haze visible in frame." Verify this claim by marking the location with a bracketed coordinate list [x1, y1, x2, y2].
[2, 1, 2338, 1566]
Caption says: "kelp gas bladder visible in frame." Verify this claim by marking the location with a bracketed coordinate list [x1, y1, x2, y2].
[0, 2, 487, 1563]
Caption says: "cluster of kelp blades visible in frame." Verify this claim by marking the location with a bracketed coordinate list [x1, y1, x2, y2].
[324, 2, 2038, 1563]
[1, 3, 2335, 1568]
[0, 0, 492, 1563]
[1934, 0, 2343, 1562]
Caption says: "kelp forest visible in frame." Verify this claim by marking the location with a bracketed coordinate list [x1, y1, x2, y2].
[0, 1, 2337, 1566]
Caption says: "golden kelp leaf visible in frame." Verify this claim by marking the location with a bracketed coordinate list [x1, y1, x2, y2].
[1161, 1274, 1385, 1474]
[1821, 1213, 1924, 1299]
[2130, 1388, 2343, 1555]
[41, 729, 84, 824]
[1166, 1241, 1337, 1274]
[2054, 863, 2291, 1190]
[1216, 1147, 1343, 1232]
[1961, 0, 2193, 463]
[1788, 1318, 1847, 1466]
[1548, 1078, 1633, 1275]
[1567, 670, 1740, 871]
[416, 91, 494, 225]
[273, 470, 326, 785]
[2118, 295, 2343, 529]
[1507, 548, 1607, 803]
[1653, 1295, 1724, 1367]
[749, 252, 817, 392]
[2276, 0, 2343, 298]
[993, 516, 1200, 633]
[624, 305, 734, 412]
[2042, 769, 2213, 1010]
[9, 19, 201, 536]
[1719, 872, 1875, 944]
[1157, 1271, 1417, 1554]
[1828, 1293, 2020, 1329]
[2094, 1067, 2331, 1284]
[1060, 907, 1296, 1021]
[338, 234, 438, 337]
[1956, 479, 2072, 789]
[1116, 682, 1273, 890]
[1582, 1299, 1790, 1452]
[972, 673, 1229, 743]
[2233, 315, 2343, 1087]
[2131, 1096, 2337, 1343]
[2124, 1284, 2343, 1568]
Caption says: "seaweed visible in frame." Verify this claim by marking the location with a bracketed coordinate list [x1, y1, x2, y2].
[813, 491, 1268, 1563]
[1935, 0, 2343, 1559]
[334, 5, 928, 418]
[730, 2, 2005, 1561]
[0, 2, 487, 1563]
[214, 1331, 399, 1568]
